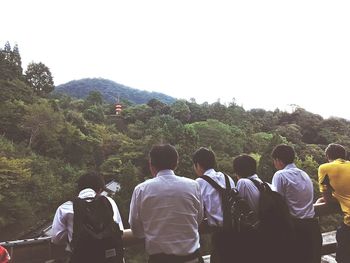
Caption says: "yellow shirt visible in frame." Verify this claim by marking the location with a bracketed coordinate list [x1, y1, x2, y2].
[319, 159, 350, 226]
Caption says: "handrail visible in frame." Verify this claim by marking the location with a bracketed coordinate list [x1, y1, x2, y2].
[0, 202, 343, 263]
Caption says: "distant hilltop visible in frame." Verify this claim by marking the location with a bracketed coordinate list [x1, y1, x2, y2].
[54, 78, 176, 104]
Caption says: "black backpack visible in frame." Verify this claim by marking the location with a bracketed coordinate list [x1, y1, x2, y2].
[71, 195, 124, 263]
[201, 174, 260, 263]
[249, 179, 295, 263]
[248, 179, 293, 231]
[202, 174, 259, 232]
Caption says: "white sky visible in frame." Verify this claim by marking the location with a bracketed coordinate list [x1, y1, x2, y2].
[1, 0, 350, 120]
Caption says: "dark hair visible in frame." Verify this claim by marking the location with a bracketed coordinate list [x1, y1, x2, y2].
[271, 144, 295, 165]
[233, 154, 257, 178]
[77, 172, 105, 192]
[149, 144, 178, 170]
[325, 143, 346, 160]
[192, 147, 217, 170]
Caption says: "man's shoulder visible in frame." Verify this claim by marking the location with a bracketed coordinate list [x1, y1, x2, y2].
[319, 162, 335, 173]
[134, 178, 156, 191]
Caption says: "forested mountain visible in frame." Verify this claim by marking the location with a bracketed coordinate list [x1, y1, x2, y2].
[1, 41, 349, 256]
[55, 78, 176, 104]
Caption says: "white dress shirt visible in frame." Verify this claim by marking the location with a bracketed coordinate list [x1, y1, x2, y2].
[236, 174, 263, 213]
[129, 169, 203, 256]
[196, 169, 235, 226]
[51, 188, 124, 245]
[272, 163, 315, 219]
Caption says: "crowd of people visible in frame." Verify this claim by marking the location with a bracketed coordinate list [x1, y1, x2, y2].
[50, 143, 350, 263]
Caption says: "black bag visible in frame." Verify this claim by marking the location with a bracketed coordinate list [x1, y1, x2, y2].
[71, 195, 124, 263]
[202, 174, 259, 232]
[249, 179, 295, 263]
[201, 174, 259, 263]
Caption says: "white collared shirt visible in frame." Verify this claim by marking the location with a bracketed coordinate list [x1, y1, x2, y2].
[196, 169, 236, 226]
[129, 169, 203, 256]
[51, 188, 124, 245]
[236, 174, 263, 213]
[272, 163, 315, 219]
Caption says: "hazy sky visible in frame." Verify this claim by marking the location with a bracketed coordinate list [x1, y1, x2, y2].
[1, 0, 350, 120]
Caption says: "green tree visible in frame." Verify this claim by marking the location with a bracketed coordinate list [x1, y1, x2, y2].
[25, 62, 54, 96]
[257, 134, 286, 182]
[170, 100, 191, 123]
[83, 105, 105, 123]
[22, 100, 64, 150]
[186, 119, 245, 156]
[85, 90, 103, 106]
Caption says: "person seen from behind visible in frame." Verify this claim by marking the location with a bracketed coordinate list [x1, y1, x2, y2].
[192, 147, 235, 263]
[51, 172, 124, 262]
[129, 144, 204, 263]
[271, 144, 322, 263]
[317, 143, 350, 263]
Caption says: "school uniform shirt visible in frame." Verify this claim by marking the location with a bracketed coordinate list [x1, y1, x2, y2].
[319, 158, 350, 226]
[129, 169, 203, 256]
[272, 163, 315, 219]
[236, 174, 263, 213]
[51, 188, 124, 245]
[196, 169, 236, 226]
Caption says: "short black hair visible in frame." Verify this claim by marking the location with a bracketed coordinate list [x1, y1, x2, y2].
[325, 143, 346, 160]
[192, 147, 217, 170]
[77, 172, 105, 192]
[233, 154, 257, 178]
[271, 144, 295, 165]
[149, 144, 178, 170]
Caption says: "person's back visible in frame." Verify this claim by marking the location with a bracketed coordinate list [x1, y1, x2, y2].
[271, 144, 321, 263]
[131, 171, 202, 255]
[129, 144, 203, 263]
[233, 154, 295, 263]
[51, 172, 124, 263]
[318, 143, 350, 263]
[192, 147, 237, 263]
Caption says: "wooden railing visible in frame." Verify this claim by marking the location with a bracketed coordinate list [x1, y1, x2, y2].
[0, 202, 342, 263]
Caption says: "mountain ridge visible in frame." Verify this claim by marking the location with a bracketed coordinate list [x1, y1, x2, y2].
[55, 78, 176, 104]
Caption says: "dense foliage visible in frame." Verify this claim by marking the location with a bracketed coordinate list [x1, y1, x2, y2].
[55, 78, 176, 104]
[1, 42, 350, 245]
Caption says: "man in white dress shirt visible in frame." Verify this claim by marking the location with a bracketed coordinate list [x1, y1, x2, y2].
[192, 147, 235, 263]
[51, 172, 124, 258]
[233, 154, 262, 213]
[129, 144, 204, 263]
[271, 144, 322, 263]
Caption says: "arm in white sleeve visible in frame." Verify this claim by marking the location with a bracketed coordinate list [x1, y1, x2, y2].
[128, 186, 145, 238]
[51, 203, 69, 245]
[107, 196, 124, 231]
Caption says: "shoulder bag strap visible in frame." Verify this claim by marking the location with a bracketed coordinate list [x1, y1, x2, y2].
[201, 175, 224, 193]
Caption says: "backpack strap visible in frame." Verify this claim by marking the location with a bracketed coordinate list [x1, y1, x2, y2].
[248, 178, 272, 192]
[201, 173, 232, 192]
[201, 173, 234, 229]
[201, 175, 224, 193]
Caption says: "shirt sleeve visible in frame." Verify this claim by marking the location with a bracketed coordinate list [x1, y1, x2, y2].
[128, 186, 145, 238]
[51, 204, 69, 245]
[195, 182, 204, 224]
[272, 172, 285, 198]
[106, 196, 124, 230]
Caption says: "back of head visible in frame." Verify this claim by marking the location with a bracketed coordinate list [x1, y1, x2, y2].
[192, 147, 217, 170]
[233, 154, 257, 178]
[76, 172, 105, 193]
[149, 144, 178, 170]
[325, 143, 346, 160]
[271, 144, 295, 165]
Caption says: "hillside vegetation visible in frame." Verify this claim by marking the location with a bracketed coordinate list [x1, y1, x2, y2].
[55, 78, 176, 104]
[1, 42, 349, 243]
